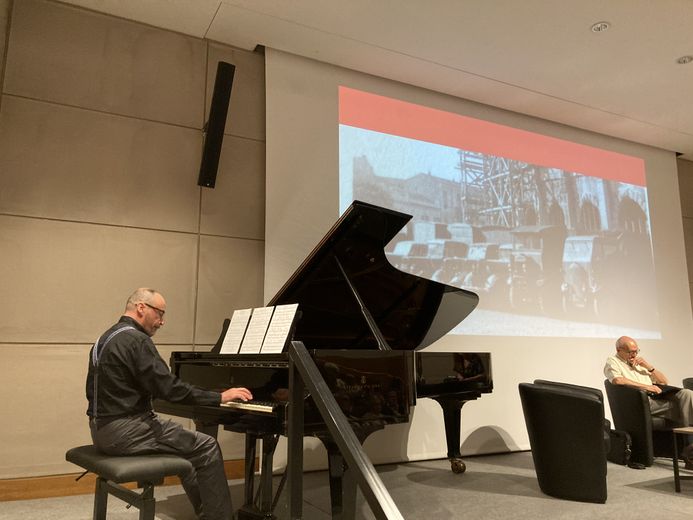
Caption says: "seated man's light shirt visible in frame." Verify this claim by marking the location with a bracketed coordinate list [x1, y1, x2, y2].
[604, 355, 652, 385]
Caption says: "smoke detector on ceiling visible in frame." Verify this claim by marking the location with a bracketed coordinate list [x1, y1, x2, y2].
[590, 21, 610, 33]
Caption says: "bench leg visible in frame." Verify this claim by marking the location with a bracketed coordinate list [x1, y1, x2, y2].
[139, 484, 155, 520]
[93, 478, 157, 520]
[94, 477, 108, 520]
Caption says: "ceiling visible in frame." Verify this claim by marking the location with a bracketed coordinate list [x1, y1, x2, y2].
[62, 0, 693, 161]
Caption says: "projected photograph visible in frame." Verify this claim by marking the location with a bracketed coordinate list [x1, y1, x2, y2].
[339, 87, 660, 339]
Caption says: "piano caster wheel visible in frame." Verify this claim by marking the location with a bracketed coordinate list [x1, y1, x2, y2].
[450, 458, 466, 474]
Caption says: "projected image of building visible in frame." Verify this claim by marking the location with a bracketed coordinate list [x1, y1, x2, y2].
[348, 148, 657, 334]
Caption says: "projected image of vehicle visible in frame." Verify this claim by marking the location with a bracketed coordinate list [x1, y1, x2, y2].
[454, 243, 509, 307]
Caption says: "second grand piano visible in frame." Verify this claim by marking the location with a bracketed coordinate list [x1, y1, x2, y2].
[155, 201, 492, 518]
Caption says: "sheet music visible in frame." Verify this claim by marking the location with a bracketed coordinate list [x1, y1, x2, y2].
[239, 307, 274, 354]
[219, 308, 252, 354]
[261, 303, 299, 353]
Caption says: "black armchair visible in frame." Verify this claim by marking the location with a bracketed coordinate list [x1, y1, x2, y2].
[534, 379, 611, 443]
[519, 381, 608, 503]
[603, 379, 676, 466]
[533, 379, 607, 406]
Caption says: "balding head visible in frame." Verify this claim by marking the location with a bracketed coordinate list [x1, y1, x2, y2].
[125, 288, 159, 311]
[615, 336, 639, 363]
[616, 336, 636, 351]
[123, 288, 166, 336]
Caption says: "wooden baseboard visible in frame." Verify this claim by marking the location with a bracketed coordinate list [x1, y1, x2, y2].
[0, 458, 253, 502]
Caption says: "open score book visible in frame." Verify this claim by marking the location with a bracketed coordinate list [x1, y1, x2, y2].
[219, 304, 299, 355]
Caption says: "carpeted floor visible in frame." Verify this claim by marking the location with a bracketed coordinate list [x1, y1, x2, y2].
[1, 452, 691, 519]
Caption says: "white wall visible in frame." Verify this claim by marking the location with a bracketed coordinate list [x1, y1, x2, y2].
[265, 48, 693, 466]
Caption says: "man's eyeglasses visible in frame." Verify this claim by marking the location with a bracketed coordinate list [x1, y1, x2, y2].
[142, 302, 165, 319]
[619, 347, 639, 355]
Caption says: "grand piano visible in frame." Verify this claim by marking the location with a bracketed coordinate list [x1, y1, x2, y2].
[155, 201, 492, 519]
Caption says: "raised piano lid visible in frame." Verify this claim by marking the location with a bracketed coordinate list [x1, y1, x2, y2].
[268, 200, 478, 350]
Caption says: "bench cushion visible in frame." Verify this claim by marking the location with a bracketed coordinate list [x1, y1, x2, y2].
[66, 445, 192, 483]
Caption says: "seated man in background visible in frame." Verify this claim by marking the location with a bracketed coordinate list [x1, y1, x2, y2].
[86, 288, 253, 520]
[604, 335, 693, 467]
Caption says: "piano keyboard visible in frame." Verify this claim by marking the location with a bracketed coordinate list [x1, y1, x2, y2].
[220, 400, 276, 414]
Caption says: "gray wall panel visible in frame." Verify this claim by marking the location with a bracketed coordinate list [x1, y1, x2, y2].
[0, 96, 201, 231]
[5, 0, 205, 127]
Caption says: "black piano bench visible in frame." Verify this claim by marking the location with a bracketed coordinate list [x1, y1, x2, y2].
[65, 445, 193, 520]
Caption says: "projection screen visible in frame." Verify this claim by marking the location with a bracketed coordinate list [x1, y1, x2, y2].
[266, 50, 690, 346]
[339, 86, 659, 339]
[265, 48, 692, 461]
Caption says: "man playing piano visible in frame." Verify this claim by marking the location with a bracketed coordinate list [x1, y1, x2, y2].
[86, 288, 253, 520]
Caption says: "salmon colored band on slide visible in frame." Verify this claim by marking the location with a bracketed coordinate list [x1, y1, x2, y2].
[339, 86, 645, 187]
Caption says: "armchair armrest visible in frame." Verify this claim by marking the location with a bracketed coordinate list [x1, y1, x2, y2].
[604, 379, 654, 465]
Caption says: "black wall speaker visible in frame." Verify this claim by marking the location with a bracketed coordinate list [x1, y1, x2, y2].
[198, 61, 236, 188]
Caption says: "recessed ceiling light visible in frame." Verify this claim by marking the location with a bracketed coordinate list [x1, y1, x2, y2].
[590, 21, 610, 33]
[676, 55, 693, 65]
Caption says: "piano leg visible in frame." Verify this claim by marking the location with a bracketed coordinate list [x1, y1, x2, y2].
[325, 441, 357, 520]
[259, 434, 279, 514]
[320, 423, 383, 520]
[237, 433, 280, 520]
[244, 434, 258, 509]
[433, 397, 469, 474]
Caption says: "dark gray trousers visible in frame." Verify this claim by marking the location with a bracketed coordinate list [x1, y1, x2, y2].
[90, 412, 231, 520]
[650, 388, 693, 426]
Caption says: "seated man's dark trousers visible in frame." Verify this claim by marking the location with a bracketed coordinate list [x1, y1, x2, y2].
[90, 411, 231, 520]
